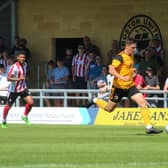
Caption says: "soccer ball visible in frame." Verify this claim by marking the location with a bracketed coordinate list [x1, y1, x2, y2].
[165, 125, 168, 133]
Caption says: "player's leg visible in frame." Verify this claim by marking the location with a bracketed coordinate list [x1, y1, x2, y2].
[2, 93, 18, 128]
[94, 87, 121, 113]
[130, 87, 162, 134]
[22, 90, 33, 125]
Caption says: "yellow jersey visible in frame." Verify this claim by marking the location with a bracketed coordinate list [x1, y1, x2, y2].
[111, 51, 135, 89]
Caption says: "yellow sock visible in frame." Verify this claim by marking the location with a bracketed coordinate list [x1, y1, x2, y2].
[140, 107, 151, 126]
[95, 98, 107, 110]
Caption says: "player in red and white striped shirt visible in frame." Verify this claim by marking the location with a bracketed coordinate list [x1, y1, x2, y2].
[1, 51, 33, 128]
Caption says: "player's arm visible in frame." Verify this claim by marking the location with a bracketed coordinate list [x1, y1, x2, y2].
[109, 55, 130, 82]
[7, 66, 25, 82]
[7, 74, 25, 82]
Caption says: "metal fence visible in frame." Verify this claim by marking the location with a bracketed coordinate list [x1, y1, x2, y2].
[18, 89, 168, 108]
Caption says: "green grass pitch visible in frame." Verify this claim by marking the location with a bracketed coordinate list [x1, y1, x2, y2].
[0, 125, 167, 168]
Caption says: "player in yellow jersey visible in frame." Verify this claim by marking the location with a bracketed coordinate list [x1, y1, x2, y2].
[93, 38, 162, 134]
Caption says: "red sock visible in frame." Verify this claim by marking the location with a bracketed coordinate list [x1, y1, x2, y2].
[24, 103, 33, 117]
[3, 105, 10, 122]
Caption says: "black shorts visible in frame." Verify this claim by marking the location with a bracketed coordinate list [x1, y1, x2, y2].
[0, 96, 7, 105]
[7, 89, 31, 106]
[109, 85, 140, 103]
[74, 77, 87, 89]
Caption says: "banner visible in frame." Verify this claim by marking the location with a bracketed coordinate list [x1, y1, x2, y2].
[95, 108, 168, 126]
[0, 107, 91, 125]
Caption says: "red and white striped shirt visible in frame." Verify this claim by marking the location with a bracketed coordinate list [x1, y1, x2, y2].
[72, 53, 88, 77]
[8, 62, 27, 93]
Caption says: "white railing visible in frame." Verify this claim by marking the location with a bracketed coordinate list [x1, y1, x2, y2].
[18, 89, 168, 108]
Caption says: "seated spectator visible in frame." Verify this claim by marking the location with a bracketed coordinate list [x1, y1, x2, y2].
[107, 40, 119, 65]
[133, 68, 145, 90]
[0, 64, 10, 105]
[83, 36, 101, 56]
[138, 48, 158, 77]
[44, 60, 55, 107]
[97, 65, 114, 98]
[51, 58, 69, 107]
[163, 77, 168, 92]
[143, 67, 160, 107]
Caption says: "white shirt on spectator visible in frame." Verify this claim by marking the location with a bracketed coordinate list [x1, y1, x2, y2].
[0, 73, 10, 96]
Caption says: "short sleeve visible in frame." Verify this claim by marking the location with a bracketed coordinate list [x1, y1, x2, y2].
[112, 55, 123, 68]
[8, 65, 16, 76]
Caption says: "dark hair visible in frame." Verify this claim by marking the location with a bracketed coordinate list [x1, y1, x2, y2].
[125, 38, 136, 46]
[57, 57, 64, 63]
[47, 60, 55, 66]
[0, 64, 4, 69]
[14, 50, 26, 57]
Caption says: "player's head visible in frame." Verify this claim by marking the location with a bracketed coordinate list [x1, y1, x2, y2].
[15, 50, 26, 64]
[124, 38, 137, 56]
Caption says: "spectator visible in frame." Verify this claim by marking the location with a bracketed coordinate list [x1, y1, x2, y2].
[19, 38, 31, 62]
[51, 58, 69, 107]
[138, 48, 158, 77]
[6, 56, 15, 74]
[163, 77, 168, 92]
[94, 55, 103, 78]
[72, 44, 88, 106]
[83, 36, 100, 56]
[133, 68, 145, 90]
[86, 51, 97, 89]
[63, 48, 73, 80]
[11, 36, 20, 55]
[0, 37, 6, 53]
[0, 64, 10, 105]
[107, 40, 119, 65]
[97, 65, 114, 98]
[44, 60, 55, 107]
[0, 50, 8, 72]
[143, 67, 160, 107]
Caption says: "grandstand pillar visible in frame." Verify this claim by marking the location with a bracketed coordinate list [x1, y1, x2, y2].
[10, 0, 16, 48]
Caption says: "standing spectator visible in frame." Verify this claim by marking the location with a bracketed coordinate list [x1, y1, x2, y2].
[0, 50, 8, 71]
[44, 60, 55, 107]
[143, 67, 160, 107]
[63, 48, 73, 89]
[86, 51, 97, 89]
[64, 48, 73, 79]
[83, 36, 100, 56]
[107, 40, 119, 65]
[11, 36, 20, 55]
[6, 56, 15, 74]
[51, 58, 69, 107]
[72, 44, 88, 106]
[0, 37, 6, 53]
[94, 55, 103, 78]
[19, 38, 31, 62]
